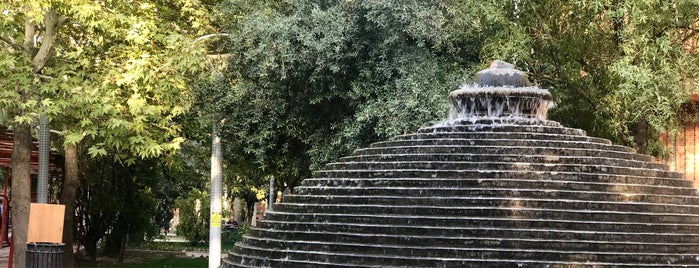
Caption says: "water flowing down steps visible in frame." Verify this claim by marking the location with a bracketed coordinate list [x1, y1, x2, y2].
[223, 61, 699, 267]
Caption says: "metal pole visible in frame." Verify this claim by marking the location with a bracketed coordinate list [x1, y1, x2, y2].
[37, 114, 49, 203]
[209, 122, 222, 268]
[1, 167, 8, 246]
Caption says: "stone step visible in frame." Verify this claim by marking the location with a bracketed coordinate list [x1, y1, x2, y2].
[419, 122, 587, 137]
[264, 211, 699, 234]
[315, 166, 685, 182]
[229, 241, 699, 267]
[224, 250, 699, 268]
[225, 253, 699, 268]
[298, 178, 698, 196]
[221, 256, 260, 268]
[280, 195, 699, 214]
[366, 139, 634, 153]
[224, 254, 359, 268]
[253, 222, 699, 243]
[392, 131, 612, 145]
[352, 145, 651, 162]
[273, 203, 699, 224]
[245, 228, 699, 253]
[312, 170, 689, 187]
[292, 187, 699, 205]
[322, 162, 672, 177]
[334, 155, 665, 170]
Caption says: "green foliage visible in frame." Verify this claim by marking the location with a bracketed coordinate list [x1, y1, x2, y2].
[213, 0, 699, 193]
[136, 241, 209, 251]
[216, 0, 516, 191]
[71, 137, 212, 260]
[154, 140, 211, 230]
[505, 0, 699, 149]
[2, 0, 233, 265]
[2, 1, 222, 263]
[0, 0, 217, 161]
[136, 240, 238, 251]
[174, 189, 210, 245]
[222, 224, 250, 245]
[76, 151, 164, 261]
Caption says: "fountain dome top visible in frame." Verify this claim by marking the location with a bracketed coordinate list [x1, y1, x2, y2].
[476, 59, 532, 87]
[448, 60, 554, 122]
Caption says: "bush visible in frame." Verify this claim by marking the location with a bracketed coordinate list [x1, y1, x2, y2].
[136, 241, 208, 251]
[174, 189, 210, 245]
[222, 224, 249, 245]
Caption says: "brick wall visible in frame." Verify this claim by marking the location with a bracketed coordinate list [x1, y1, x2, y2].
[660, 121, 699, 186]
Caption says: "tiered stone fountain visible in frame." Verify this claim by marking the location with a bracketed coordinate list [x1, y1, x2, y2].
[223, 61, 699, 267]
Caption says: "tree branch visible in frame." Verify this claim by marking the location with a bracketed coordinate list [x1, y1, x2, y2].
[206, 53, 231, 59]
[34, 73, 54, 80]
[194, 33, 230, 43]
[31, 9, 66, 74]
[0, 36, 23, 51]
[23, 17, 36, 56]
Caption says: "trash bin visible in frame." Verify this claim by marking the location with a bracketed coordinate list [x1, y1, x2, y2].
[26, 242, 64, 268]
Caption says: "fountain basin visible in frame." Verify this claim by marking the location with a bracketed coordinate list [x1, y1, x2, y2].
[448, 86, 554, 120]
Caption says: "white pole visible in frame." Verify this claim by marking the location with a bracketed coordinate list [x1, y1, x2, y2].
[209, 122, 222, 268]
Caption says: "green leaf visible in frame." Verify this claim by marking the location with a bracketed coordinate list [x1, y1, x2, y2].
[88, 146, 108, 157]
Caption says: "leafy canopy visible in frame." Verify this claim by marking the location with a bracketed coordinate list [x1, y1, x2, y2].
[215, 0, 699, 193]
[0, 0, 218, 162]
[215, 0, 522, 191]
[507, 0, 699, 151]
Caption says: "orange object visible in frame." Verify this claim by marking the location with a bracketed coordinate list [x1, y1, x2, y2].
[27, 204, 65, 243]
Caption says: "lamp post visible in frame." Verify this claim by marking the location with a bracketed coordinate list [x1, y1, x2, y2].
[209, 122, 222, 268]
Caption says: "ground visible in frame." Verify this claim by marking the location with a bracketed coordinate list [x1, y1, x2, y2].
[0, 245, 217, 267]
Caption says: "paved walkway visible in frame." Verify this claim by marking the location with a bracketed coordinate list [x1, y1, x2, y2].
[0, 246, 9, 267]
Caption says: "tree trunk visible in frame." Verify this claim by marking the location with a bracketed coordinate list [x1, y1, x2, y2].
[11, 121, 32, 268]
[244, 194, 256, 225]
[61, 143, 79, 268]
[84, 237, 98, 263]
[103, 215, 127, 260]
[634, 119, 649, 155]
[16, 8, 63, 268]
[118, 226, 128, 263]
[233, 197, 243, 223]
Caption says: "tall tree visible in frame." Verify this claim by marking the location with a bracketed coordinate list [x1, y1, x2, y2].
[483, 0, 699, 152]
[216, 0, 518, 196]
[74, 150, 168, 262]
[1, 7, 65, 265]
[216, 0, 699, 204]
[1, 1, 219, 267]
